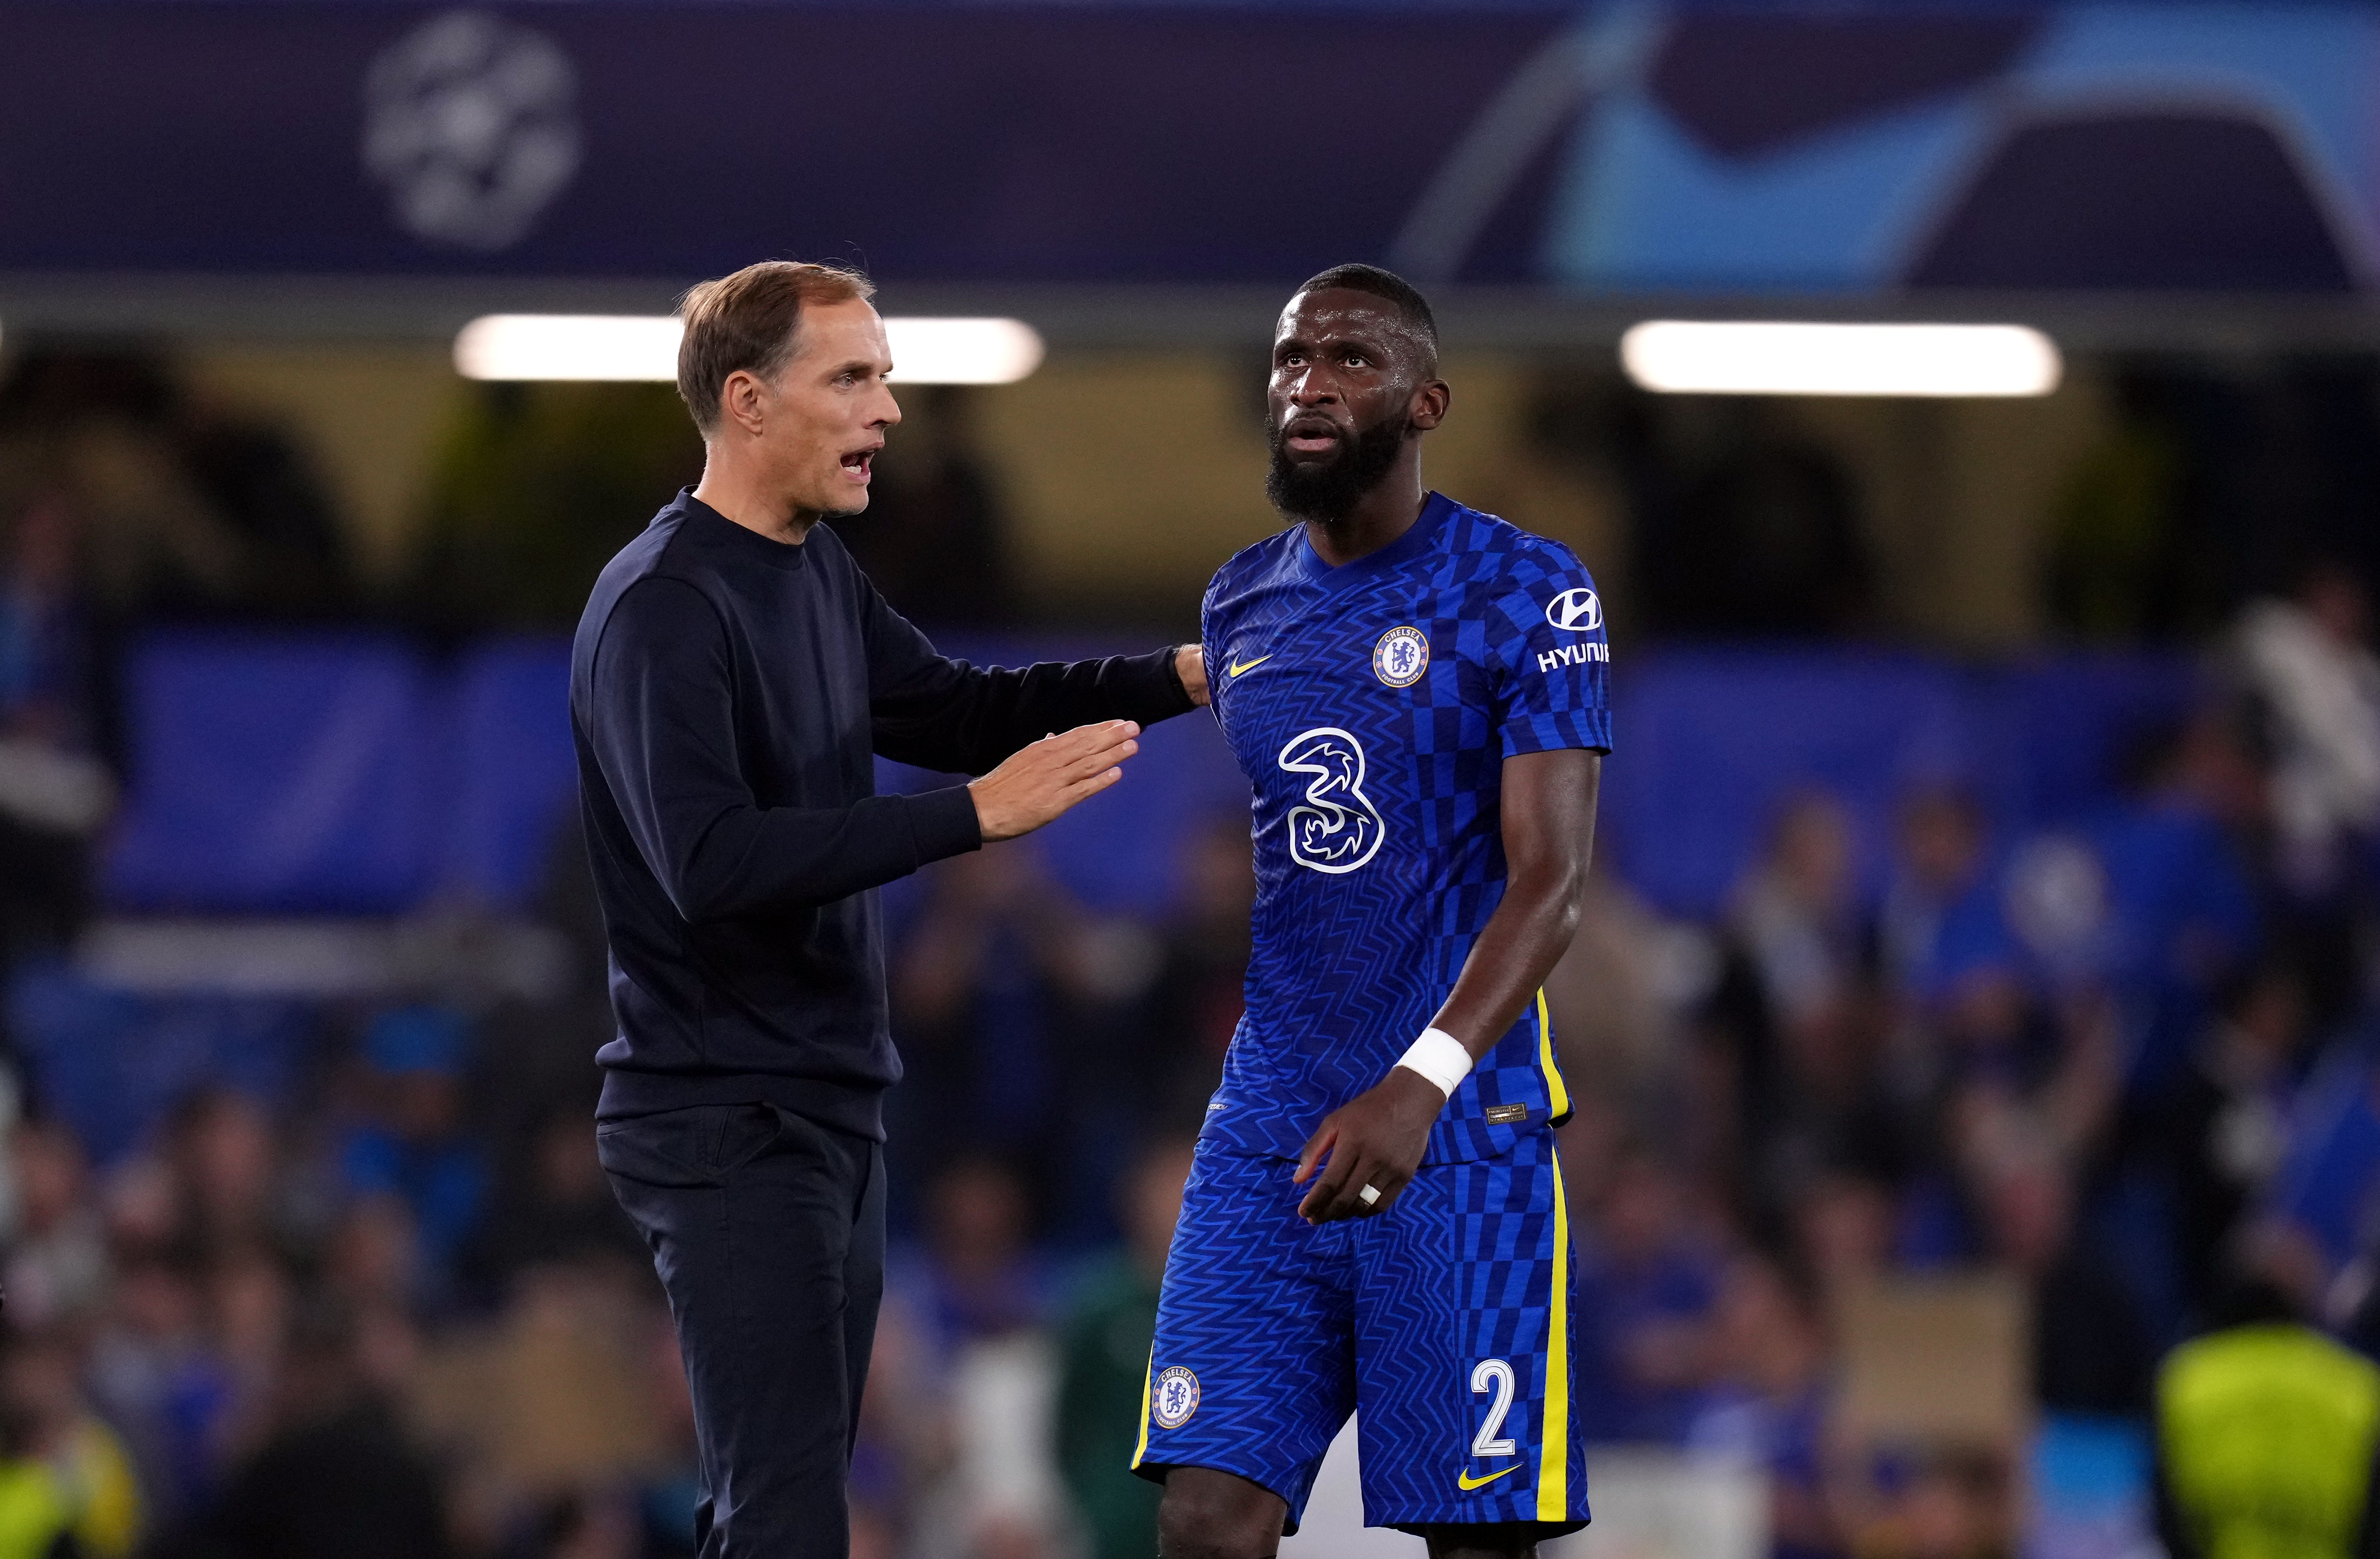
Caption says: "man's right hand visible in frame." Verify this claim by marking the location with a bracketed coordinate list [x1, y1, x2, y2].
[968, 721, 1141, 842]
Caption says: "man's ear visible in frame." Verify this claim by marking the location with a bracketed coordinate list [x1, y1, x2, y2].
[717, 369, 769, 438]
[1409, 378, 1451, 433]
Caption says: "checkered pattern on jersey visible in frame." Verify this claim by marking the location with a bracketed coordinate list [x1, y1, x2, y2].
[1197, 494, 1613, 1164]
[1352, 1126, 1584, 1529]
[1134, 1133, 1586, 1534]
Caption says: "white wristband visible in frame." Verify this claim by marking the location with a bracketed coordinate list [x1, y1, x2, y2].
[1394, 1027, 1474, 1099]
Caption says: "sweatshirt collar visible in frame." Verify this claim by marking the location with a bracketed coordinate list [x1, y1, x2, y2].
[675, 489, 811, 573]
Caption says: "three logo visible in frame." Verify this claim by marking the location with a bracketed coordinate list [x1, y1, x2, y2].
[1278, 728, 1387, 874]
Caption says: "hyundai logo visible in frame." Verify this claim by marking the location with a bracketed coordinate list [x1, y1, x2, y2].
[1545, 588, 1602, 633]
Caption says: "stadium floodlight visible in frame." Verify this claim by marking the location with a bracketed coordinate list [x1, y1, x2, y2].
[454, 315, 683, 381]
[882, 317, 1044, 384]
[453, 314, 1045, 385]
[1618, 320, 2062, 398]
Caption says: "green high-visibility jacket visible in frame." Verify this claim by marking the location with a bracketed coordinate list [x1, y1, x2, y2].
[2159, 1324, 2380, 1559]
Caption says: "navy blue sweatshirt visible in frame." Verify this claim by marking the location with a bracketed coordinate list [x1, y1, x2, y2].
[571, 491, 1194, 1138]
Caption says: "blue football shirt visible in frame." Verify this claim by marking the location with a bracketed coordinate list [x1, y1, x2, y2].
[1199, 491, 1613, 1163]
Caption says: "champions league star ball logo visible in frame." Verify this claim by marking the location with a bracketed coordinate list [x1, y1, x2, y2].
[362, 12, 582, 251]
[1152, 1366, 1201, 1429]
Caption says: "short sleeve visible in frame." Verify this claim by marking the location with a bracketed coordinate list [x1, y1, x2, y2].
[1486, 543, 1613, 759]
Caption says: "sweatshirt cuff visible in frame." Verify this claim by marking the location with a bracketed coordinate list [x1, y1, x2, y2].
[1155, 646, 1197, 717]
[906, 784, 984, 865]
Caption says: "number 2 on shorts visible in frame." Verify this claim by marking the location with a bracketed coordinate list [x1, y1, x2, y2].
[1470, 1358, 1518, 1458]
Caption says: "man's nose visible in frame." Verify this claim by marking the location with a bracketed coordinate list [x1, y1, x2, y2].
[1287, 371, 1336, 405]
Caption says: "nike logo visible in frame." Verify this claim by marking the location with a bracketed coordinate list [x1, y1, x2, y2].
[1228, 654, 1273, 677]
[1458, 1465, 1519, 1491]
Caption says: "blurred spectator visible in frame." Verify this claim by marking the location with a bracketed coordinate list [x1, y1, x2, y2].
[157, 1298, 452, 1559]
[835, 387, 1018, 629]
[337, 1007, 489, 1295]
[1688, 1254, 1843, 1559]
[163, 1090, 287, 1264]
[1574, 1146, 1723, 1444]
[0, 493, 110, 984]
[1711, 792, 1904, 1213]
[1055, 1135, 1194, 1559]
[2157, 960, 2308, 1315]
[898, 1157, 1051, 1356]
[2092, 712, 2265, 1097]
[2230, 564, 2380, 1035]
[0, 350, 351, 625]
[1133, 820, 1255, 1129]
[2231, 563, 2380, 898]
[2253, 1043, 2380, 1311]
[1975, 1126, 2155, 1419]
[2, 1121, 106, 1331]
[893, 850, 1151, 1236]
[86, 1249, 230, 1523]
[1542, 864, 1712, 1135]
[896, 1157, 1074, 1559]
[2154, 1276, 2379, 1559]
[462, 1105, 646, 1304]
[1792, 1167, 1896, 1306]
[0, 1327, 142, 1557]
[1874, 787, 1993, 1008]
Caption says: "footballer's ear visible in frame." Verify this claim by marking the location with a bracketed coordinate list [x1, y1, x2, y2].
[1408, 377, 1450, 432]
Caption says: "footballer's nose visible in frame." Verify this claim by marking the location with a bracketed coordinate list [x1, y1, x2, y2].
[1287, 373, 1337, 407]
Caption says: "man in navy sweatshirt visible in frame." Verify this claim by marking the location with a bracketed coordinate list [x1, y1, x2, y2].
[571, 260, 1208, 1559]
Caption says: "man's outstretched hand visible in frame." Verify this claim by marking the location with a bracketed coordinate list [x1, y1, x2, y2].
[1292, 1067, 1443, 1224]
[969, 720, 1141, 842]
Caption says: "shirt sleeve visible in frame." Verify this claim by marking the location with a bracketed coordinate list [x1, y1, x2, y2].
[860, 577, 1194, 775]
[584, 576, 981, 923]
[1486, 543, 1613, 759]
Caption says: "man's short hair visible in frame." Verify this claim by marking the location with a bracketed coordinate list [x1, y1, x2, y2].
[676, 260, 876, 434]
[1294, 263, 1439, 371]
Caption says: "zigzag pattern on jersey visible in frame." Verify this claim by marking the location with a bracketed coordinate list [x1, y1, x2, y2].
[1136, 1148, 1359, 1529]
[1348, 1127, 1584, 1527]
[1198, 496, 1611, 1164]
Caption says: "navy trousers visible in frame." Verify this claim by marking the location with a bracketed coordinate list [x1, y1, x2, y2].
[599, 1102, 886, 1559]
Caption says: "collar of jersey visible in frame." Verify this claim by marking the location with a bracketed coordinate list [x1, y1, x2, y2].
[1293, 490, 1455, 592]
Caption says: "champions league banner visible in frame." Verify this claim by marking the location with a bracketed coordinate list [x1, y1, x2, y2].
[3, 2, 2378, 292]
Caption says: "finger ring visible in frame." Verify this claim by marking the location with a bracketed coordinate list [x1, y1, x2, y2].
[1358, 1184, 1382, 1207]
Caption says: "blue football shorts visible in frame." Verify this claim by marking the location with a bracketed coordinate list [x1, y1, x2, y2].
[1131, 1127, 1588, 1536]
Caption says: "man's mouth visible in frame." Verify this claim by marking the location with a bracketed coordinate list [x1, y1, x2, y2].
[839, 445, 880, 481]
[1281, 418, 1343, 456]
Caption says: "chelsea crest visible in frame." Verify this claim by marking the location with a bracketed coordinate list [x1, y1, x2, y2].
[1373, 626, 1429, 688]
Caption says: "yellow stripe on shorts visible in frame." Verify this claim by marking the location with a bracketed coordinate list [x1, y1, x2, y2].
[1536, 989, 1570, 1119]
[1131, 1343, 1155, 1469]
[1537, 1145, 1571, 1522]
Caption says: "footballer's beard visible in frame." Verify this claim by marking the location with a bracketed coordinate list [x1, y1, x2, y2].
[1265, 411, 1411, 524]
